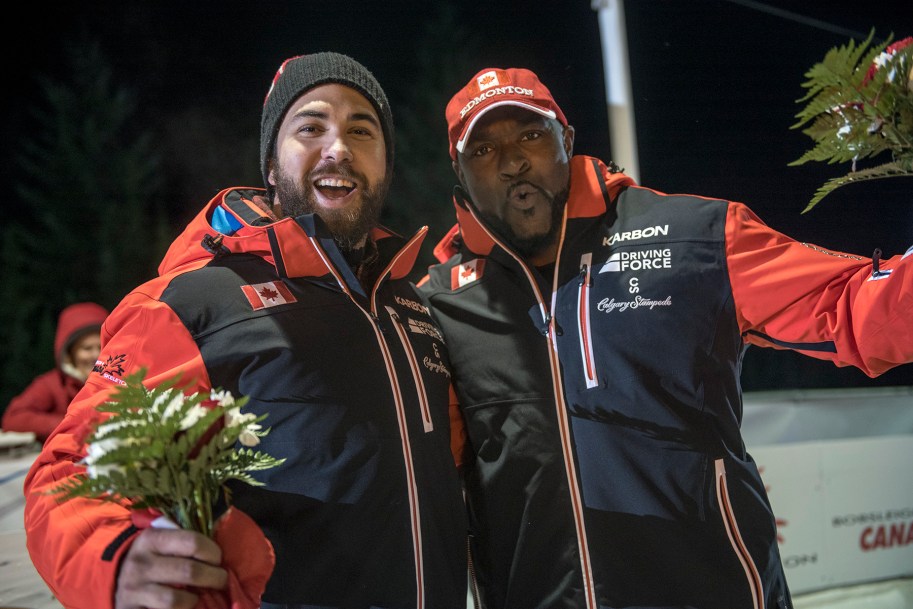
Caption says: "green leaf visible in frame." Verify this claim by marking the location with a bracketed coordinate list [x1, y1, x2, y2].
[43, 369, 284, 536]
[791, 31, 913, 210]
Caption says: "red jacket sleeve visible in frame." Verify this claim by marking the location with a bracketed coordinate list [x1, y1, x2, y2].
[1, 370, 78, 441]
[726, 201, 913, 377]
[22, 288, 212, 609]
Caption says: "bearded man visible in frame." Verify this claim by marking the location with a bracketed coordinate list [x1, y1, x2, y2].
[24, 52, 468, 609]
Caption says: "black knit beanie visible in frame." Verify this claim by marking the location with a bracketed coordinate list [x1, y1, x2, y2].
[260, 52, 394, 190]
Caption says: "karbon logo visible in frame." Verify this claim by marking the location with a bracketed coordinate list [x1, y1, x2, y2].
[602, 225, 668, 247]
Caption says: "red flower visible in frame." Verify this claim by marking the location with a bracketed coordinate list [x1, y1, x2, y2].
[863, 36, 913, 85]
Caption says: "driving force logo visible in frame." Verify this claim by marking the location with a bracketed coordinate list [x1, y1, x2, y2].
[600, 248, 672, 273]
[407, 317, 443, 342]
[603, 225, 669, 246]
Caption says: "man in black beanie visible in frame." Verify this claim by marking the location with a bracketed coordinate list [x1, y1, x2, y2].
[24, 52, 469, 609]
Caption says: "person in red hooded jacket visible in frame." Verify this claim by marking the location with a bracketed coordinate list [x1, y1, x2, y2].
[2, 302, 108, 442]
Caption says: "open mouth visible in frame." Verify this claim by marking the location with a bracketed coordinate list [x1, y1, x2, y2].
[314, 177, 356, 199]
[508, 182, 544, 207]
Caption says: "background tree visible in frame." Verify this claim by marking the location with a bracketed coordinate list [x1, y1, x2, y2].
[383, 3, 481, 281]
[0, 39, 170, 412]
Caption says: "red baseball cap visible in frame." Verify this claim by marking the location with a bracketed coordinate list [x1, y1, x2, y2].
[446, 67, 568, 160]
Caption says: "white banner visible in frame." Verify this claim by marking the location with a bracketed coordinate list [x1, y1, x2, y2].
[743, 387, 913, 595]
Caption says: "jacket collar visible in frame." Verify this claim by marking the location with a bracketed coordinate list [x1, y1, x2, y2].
[158, 187, 424, 286]
[434, 155, 635, 261]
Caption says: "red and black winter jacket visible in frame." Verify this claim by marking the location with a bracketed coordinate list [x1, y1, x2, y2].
[420, 155, 913, 609]
[24, 187, 468, 609]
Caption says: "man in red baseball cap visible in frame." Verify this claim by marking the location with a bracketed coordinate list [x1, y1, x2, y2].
[420, 66, 913, 609]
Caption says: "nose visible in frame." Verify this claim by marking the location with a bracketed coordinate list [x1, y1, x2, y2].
[498, 144, 529, 180]
[324, 132, 353, 163]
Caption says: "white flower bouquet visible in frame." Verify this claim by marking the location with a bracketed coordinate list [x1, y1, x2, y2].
[47, 368, 285, 537]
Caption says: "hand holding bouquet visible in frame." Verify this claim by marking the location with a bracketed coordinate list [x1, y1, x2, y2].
[46, 369, 284, 608]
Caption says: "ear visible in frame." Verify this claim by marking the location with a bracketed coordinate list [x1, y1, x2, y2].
[563, 124, 575, 158]
[452, 159, 467, 190]
[451, 160, 472, 210]
[267, 161, 277, 188]
[450, 159, 469, 193]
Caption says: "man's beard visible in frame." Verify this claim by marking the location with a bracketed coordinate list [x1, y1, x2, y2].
[273, 162, 387, 251]
[479, 185, 569, 260]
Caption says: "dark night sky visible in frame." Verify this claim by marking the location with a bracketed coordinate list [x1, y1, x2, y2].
[4, 0, 912, 390]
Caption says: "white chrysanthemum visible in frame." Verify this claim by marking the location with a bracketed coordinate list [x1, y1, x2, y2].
[210, 389, 235, 407]
[225, 406, 257, 428]
[179, 404, 209, 431]
[239, 429, 261, 447]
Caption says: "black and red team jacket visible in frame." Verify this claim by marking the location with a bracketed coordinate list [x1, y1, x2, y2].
[24, 188, 469, 609]
[419, 155, 913, 609]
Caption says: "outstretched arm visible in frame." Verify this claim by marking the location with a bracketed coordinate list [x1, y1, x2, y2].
[726, 201, 913, 376]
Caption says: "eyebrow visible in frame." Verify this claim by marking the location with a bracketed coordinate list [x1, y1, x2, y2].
[471, 114, 546, 141]
[291, 109, 380, 128]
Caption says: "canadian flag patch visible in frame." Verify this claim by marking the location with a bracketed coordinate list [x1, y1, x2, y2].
[451, 259, 486, 289]
[477, 70, 501, 91]
[241, 281, 297, 310]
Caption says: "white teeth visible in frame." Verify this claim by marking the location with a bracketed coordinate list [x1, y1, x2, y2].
[315, 178, 355, 188]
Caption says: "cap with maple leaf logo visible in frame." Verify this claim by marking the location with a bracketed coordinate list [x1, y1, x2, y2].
[446, 67, 568, 160]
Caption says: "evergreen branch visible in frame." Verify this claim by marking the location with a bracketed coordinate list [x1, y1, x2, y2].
[43, 369, 285, 536]
[802, 160, 912, 212]
[791, 31, 913, 210]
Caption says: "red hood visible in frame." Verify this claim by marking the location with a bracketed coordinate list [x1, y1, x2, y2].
[55, 302, 109, 365]
[433, 155, 636, 262]
[159, 187, 426, 282]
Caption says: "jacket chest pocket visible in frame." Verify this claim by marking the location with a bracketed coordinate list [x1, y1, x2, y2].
[559, 247, 715, 396]
[385, 305, 434, 432]
[384, 303, 456, 437]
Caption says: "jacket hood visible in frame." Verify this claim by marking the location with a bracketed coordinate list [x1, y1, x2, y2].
[433, 155, 635, 262]
[55, 302, 109, 366]
[159, 187, 426, 283]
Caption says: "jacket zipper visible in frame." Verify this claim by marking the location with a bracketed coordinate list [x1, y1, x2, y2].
[386, 306, 433, 432]
[465, 204, 599, 609]
[714, 459, 765, 609]
[467, 535, 483, 609]
[308, 234, 427, 609]
[577, 253, 599, 389]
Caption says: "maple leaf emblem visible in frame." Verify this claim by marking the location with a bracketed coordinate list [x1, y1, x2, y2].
[258, 286, 279, 301]
[480, 74, 495, 86]
[94, 353, 127, 377]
